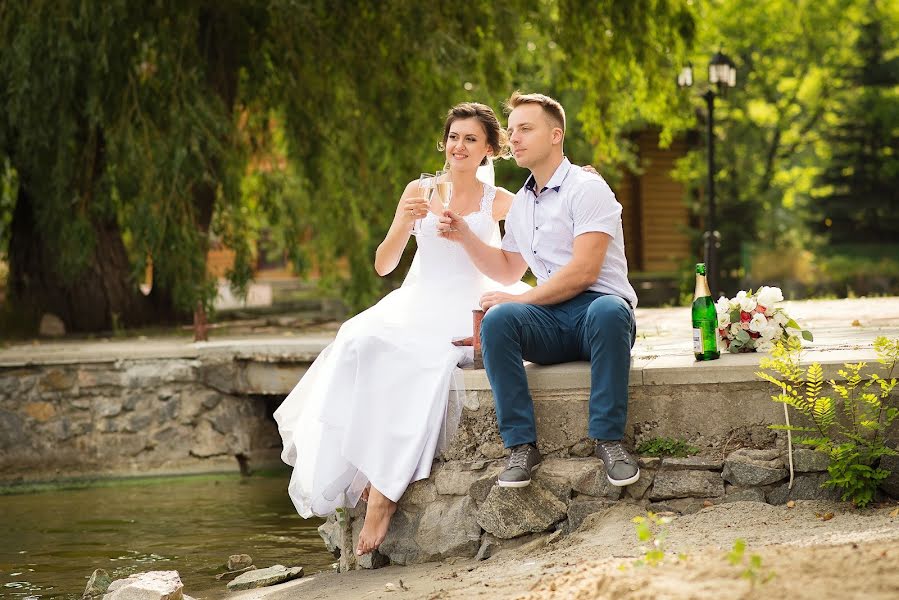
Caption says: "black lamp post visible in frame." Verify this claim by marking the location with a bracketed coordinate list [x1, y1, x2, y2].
[678, 52, 737, 297]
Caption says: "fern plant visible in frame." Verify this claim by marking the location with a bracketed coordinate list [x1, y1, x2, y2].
[757, 336, 899, 507]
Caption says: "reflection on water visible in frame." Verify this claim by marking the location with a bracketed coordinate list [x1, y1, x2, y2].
[0, 473, 332, 599]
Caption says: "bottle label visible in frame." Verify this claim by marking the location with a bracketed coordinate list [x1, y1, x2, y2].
[693, 322, 719, 353]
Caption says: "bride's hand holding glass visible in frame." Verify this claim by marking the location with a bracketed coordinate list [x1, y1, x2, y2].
[408, 172, 434, 235]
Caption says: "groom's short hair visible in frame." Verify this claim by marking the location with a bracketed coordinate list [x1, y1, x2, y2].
[505, 92, 566, 135]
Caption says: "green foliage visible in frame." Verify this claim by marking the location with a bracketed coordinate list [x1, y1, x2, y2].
[727, 539, 774, 585]
[636, 437, 700, 458]
[631, 511, 673, 567]
[0, 1, 698, 324]
[673, 0, 899, 294]
[813, 2, 899, 245]
[758, 336, 899, 507]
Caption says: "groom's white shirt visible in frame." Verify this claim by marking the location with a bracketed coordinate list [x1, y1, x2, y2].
[501, 157, 639, 308]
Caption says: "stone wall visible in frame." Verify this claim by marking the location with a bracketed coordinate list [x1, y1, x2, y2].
[0, 359, 282, 482]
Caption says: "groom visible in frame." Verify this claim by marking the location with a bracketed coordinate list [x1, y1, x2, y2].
[439, 91, 639, 488]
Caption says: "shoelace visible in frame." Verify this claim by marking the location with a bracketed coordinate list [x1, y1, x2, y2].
[600, 441, 629, 463]
[507, 445, 533, 469]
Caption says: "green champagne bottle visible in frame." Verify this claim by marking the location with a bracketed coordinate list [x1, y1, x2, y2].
[692, 263, 720, 361]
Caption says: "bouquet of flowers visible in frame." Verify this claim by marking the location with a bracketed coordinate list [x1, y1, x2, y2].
[715, 286, 813, 353]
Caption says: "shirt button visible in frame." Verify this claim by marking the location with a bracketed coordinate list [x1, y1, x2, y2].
[535, 226, 538, 230]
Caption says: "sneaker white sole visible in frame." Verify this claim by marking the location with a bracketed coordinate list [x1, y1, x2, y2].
[607, 470, 641, 487]
[496, 479, 532, 488]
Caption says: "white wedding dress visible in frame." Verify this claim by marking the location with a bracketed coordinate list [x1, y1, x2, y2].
[275, 182, 519, 518]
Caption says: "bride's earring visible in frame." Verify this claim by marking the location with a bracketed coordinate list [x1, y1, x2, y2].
[436, 140, 445, 151]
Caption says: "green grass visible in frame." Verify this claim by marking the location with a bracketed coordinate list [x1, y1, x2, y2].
[636, 437, 700, 458]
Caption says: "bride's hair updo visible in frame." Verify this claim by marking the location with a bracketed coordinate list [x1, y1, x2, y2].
[441, 103, 510, 165]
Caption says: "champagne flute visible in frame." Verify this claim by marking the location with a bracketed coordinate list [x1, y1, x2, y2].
[410, 172, 434, 236]
[434, 167, 454, 231]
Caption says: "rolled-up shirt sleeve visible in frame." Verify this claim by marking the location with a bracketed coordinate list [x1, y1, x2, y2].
[571, 179, 621, 237]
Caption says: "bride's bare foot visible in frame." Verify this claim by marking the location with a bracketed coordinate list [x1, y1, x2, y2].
[361, 484, 371, 503]
[355, 487, 397, 556]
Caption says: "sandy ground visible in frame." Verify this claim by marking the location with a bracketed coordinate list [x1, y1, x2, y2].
[229, 499, 899, 600]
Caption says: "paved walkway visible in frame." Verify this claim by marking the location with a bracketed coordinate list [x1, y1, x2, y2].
[3, 297, 898, 383]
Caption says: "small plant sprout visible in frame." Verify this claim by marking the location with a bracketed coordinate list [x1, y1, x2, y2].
[631, 511, 674, 567]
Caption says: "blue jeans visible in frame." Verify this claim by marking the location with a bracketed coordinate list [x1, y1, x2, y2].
[480, 292, 636, 447]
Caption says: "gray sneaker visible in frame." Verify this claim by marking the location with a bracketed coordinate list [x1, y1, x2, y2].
[497, 443, 542, 488]
[595, 440, 640, 486]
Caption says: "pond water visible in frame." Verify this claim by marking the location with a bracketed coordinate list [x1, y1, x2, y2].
[0, 472, 333, 599]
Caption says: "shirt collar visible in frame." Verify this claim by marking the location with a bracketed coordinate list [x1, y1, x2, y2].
[524, 157, 573, 194]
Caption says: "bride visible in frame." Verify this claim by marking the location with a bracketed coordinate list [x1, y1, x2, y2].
[274, 102, 523, 556]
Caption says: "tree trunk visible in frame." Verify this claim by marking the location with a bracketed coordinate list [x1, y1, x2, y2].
[7, 185, 182, 333]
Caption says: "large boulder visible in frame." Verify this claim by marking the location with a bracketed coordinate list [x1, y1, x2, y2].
[476, 482, 567, 539]
[226, 565, 304, 591]
[649, 470, 724, 500]
[379, 495, 481, 564]
[103, 571, 184, 600]
[766, 473, 842, 504]
[723, 448, 787, 486]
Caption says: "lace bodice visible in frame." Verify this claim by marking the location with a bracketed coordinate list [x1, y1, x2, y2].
[414, 184, 497, 286]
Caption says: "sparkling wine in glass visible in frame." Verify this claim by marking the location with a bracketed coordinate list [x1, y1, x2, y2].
[411, 172, 434, 236]
[434, 168, 454, 231]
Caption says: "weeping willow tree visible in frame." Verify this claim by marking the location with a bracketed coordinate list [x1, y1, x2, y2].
[0, 0, 695, 333]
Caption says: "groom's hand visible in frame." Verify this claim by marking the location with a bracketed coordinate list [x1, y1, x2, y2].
[437, 210, 472, 242]
[480, 291, 521, 311]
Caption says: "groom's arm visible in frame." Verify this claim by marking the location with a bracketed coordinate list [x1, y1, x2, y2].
[462, 234, 529, 285]
[514, 232, 609, 305]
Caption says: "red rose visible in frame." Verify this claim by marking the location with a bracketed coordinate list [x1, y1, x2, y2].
[749, 331, 761, 339]
[741, 311, 752, 322]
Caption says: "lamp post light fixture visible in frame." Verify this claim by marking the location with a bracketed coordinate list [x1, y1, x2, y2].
[677, 51, 737, 296]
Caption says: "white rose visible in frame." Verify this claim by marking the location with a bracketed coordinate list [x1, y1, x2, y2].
[761, 322, 781, 340]
[716, 296, 731, 313]
[749, 312, 768, 333]
[739, 295, 757, 312]
[756, 286, 784, 309]
[718, 310, 731, 328]
[729, 323, 742, 338]
[772, 310, 789, 326]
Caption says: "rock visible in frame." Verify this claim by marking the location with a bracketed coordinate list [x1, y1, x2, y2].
[227, 554, 253, 571]
[414, 496, 481, 560]
[567, 496, 614, 531]
[318, 516, 341, 556]
[721, 487, 767, 503]
[468, 466, 504, 503]
[661, 456, 724, 471]
[723, 449, 787, 486]
[638, 456, 662, 468]
[40, 369, 76, 391]
[572, 460, 623, 500]
[478, 441, 506, 459]
[357, 550, 389, 570]
[226, 565, 304, 591]
[380, 496, 481, 564]
[624, 469, 655, 501]
[569, 439, 594, 457]
[39, 313, 66, 337]
[401, 479, 437, 505]
[103, 571, 183, 600]
[189, 420, 229, 458]
[879, 453, 899, 499]
[649, 470, 724, 500]
[476, 482, 567, 539]
[791, 448, 830, 472]
[435, 466, 482, 496]
[475, 532, 545, 560]
[83, 568, 112, 598]
[94, 397, 123, 418]
[648, 497, 709, 515]
[766, 473, 842, 505]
